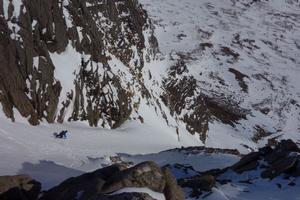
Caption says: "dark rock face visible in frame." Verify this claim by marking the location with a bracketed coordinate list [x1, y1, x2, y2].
[41, 161, 184, 200]
[162, 168, 185, 200]
[178, 174, 215, 198]
[162, 56, 209, 142]
[278, 139, 300, 152]
[259, 139, 300, 179]
[0, 15, 39, 125]
[0, 0, 155, 128]
[40, 164, 125, 200]
[261, 157, 298, 179]
[232, 152, 260, 174]
[0, 175, 41, 200]
[204, 96, 248, 128]
[70, 64, 132, 128]
[179, 174, 215, 191]
[161, 52, 249, 142]
[230, 139, 300, 179]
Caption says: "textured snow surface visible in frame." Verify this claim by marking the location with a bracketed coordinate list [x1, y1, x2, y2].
[140, 0, 300, 148]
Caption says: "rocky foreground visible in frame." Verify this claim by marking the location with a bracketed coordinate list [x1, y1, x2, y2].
[0, 139, 299, 200]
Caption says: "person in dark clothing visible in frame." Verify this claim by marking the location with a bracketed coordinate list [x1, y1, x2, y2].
[54, 130, 68, 139]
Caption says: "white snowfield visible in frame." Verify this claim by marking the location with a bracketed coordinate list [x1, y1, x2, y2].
[0, 103, 201, 188]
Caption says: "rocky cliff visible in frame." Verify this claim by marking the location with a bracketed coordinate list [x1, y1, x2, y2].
[1, 0, 300, 146]
[0, 0, 152, 126]
[0, 0, 211, 142]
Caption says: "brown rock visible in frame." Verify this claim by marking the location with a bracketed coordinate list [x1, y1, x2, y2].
[41, 165, 125, 200]
[0, 175, 41, 200]
[232, 152, 260, 173]
[261, 157, 298, 179]
[278, 139, 300, 152]
[234, 160, 259, 174]
[101, 161, 166, 194]
[42, 161, 183, 200]
[179, 174, 215, 191]
[162, 70, 209, 142]
[162, 168, 185, 200]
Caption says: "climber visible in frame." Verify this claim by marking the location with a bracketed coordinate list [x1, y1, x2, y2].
[53, 130, 68, 139]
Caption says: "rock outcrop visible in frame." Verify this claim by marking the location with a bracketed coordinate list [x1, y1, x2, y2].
[162, 168, 185, 200]
[0, 0, 156, 129]
[232, 152, 260, 174]
[173, 139, 300, 198]
[161, 56, 209, 142]
[0, 175, 41, 200]
[41, 161, 184, 200]
[0, 0, 219, 142]
[178, 174, 215, 198]
[101, 162, 166, 194]
[231, 139, 300, 179]
[40, 164, 125, 200]
[161, 53, 248, 142]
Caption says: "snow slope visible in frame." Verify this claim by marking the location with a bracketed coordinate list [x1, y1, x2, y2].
[1, 106, 300, 199]
[139, 0, 300, 150]
[0, 102, 201, 188]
